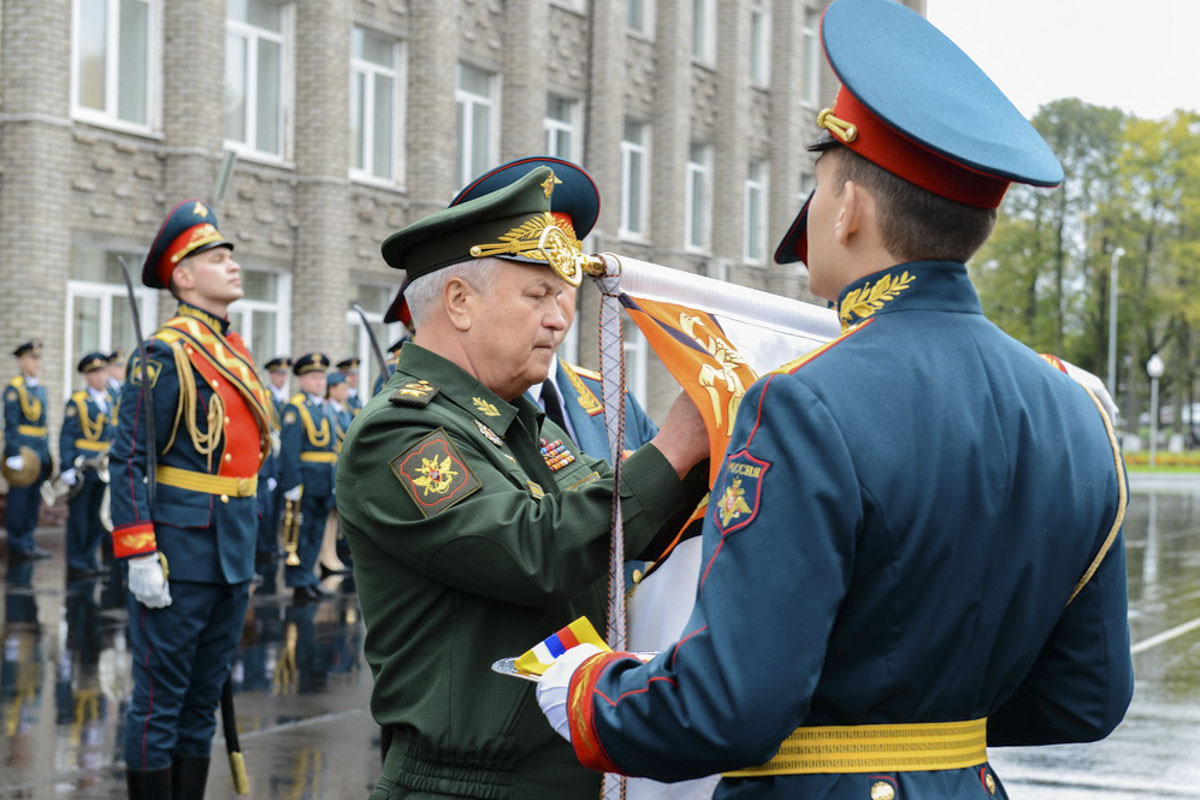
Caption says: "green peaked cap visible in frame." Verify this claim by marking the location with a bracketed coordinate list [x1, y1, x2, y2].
[380, 165, 586, 286]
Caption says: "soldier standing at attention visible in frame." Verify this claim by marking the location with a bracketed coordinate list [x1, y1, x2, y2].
[337, 165, 709, 800]
[60, 352, 117, 579]
[3, 340, 52, 560]
[278, 353, 339, 603]
[106, 350, 126, 395]
[336, 357, 363, 416]
[535, 2, 1135, 798]
[263, 356, 292, 415]
[108, 200, 272, 799]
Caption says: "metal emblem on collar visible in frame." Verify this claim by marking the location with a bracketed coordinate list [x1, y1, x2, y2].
[474, 419, 504, 447]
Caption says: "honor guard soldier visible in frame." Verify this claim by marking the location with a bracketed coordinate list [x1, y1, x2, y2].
[59, 352, 117, 578]
[335, 357, 363, 415]
[108, 200, 272, 799]
[337, 164, 709, 800]
[263, 356, 292, 415]
[278, 353, 339, 602]
[536, 2, 1135, 798]
[3, 340, 52, 560]
[106, 350, 126, 395]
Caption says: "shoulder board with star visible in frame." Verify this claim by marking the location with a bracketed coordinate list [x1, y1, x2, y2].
[390, 378, 440, 407]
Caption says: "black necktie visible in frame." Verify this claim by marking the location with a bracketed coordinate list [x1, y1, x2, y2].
[541, 379, 568, 431]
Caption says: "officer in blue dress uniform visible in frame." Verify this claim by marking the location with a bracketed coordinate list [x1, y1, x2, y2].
[255, 357, 291, 589]
[3, 340, 52, 560]
[59, 352, 118, 579]
[279, 353, 339, 603]
[108, 200, 272, 799]
[537, 3, 1135, 798]
[336, 357, 363, 416]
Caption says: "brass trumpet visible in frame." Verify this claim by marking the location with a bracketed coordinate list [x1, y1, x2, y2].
[40, 452, 110, 506]
[282, 487, 303, 567]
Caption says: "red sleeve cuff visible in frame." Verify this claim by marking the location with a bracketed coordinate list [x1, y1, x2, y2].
[113, 521, 157, 558]
[569, 651, 633, 774]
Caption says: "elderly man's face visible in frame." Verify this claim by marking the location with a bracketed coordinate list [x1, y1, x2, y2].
[552, 284, 578, 348]
[463, 261, 567, 400]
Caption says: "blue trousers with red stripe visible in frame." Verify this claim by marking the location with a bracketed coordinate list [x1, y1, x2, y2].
[124, 579, 250, 770]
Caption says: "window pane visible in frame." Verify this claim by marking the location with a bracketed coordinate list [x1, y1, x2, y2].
[111, 294, 141, 354]
[360, 29, 394, 68]
[227, 0, 247, 22]
[78, 0, 108, 111]
[117, 0, 149, 124]
[255, 38, 282, 154]
[553, 129, 571, 160]
[71, 246, 107, 282]
[456, 101, 467, 185]
[372, 74, 395, 180]
[352, 284, 391, 315]
[350, 71, 366, 170]
[626, 0, 643, 30]
[547, 94, 570, 122]
[623, 119, 642, 144]
[241, 270, 277, 302]
[246, 0, 282, 32]
[251, 310, 277, 360]
[224, 33, 248, 142]
[73, 296, 103, 361]
[628, 150, 643, 233]
[471, 102, 490, 178]
[458, 63, 490, 96]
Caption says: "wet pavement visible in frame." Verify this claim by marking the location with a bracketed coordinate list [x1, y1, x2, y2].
[2, 476, 1200, 798]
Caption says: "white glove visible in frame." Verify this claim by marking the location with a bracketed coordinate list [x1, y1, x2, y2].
[536, 643, 605, 742]
[267, 477, 278, 492]
[60, 468, 78, 486]
[284, 485, 302, 502]
[5, 455, 23, 471]
[128, 553, 172, 609]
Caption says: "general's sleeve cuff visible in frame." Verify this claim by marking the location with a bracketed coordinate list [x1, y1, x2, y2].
[113, 521, 157, 558]
[568, 651, 633, 774]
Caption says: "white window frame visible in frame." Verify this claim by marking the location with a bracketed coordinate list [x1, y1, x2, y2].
[456, 63, 500, 190]
[750, 0, 771, 87]
[692, 0, 716, 65]
[228, 268, 292, 368]
[626, 0, 655, 38]
[551, 0, 586, 11]
[744, 160, 768, 265]
[70, 0, 162, 135]
[802, 6, 821, 108]
[63, 281, 158, 399]
[619, 120, 650, 241]
[685, 143, 712, 253]
[622, 317, 649, 408]
[543, 94, 582, 163]
[350, 27, 405, 187]
[224, 0, 293, 163]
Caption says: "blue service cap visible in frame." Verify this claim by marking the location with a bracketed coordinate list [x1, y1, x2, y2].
[77, 352, 109, 373]
[326, 371, 347, 387]
[12, 340, 41, 358]
[775, 0, 1064, 265]
[143, 200, 233, 288]
[293, 353, 329, 376]
[264, 356, 292, 372]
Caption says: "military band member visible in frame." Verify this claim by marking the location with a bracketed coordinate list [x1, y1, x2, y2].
[337, 165, 709, 800]
[325, 371, 354, 440]
[278, 353, 339, 602]
[106, 350, 126, 395]
[59, 352, 117, 579]
[536, 3, 1135, 799]
[335, 357, 363, 416]
[3, 340, 52, 560]
[108, 200, 272, 799]
[263, 356, 292, 415]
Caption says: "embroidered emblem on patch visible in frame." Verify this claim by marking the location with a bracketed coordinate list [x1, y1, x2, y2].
[128, 358, 161, 388]
[4, 388, 16, 401]
[65, 404, 78, 418]
[283, 410, 297, 425]
[472, 397, 501, 417]
[391, 429, 481, 518]
[474, 419, 504, 447]
[712, 449, 770, 534]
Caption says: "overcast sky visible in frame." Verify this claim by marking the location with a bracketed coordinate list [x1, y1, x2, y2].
[924, 0, 1199, 120]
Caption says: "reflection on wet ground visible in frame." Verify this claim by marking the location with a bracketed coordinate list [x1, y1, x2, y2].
[3, 476, 1200, 798]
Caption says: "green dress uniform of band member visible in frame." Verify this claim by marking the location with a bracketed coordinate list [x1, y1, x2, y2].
[337, 166, 707, 800]
[108, 200, 272, 799]
[537, 3, 1135, 799]
[3, 340, 52, 560]
[60, 352, 118, 577]
[278, 353, 339, 601]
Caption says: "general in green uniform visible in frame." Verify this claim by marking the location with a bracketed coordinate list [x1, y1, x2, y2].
[337, 165, 709, 800]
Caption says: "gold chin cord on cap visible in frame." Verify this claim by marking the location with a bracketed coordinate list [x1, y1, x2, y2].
[817, 108, 858, 144]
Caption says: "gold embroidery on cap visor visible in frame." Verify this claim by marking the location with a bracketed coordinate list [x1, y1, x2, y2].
[468, 212, 586, 287]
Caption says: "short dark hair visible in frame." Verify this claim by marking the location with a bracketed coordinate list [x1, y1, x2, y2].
[830, 147, 997, 263]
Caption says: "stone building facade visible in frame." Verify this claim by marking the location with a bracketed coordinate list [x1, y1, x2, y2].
[0, 0, 925, 468]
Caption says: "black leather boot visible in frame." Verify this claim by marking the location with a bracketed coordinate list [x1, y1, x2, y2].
[126, 767, 172, 799]
[171, 755, 210, 800]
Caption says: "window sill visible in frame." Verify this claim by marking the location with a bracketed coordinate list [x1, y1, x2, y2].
[71, 112, 164, 141]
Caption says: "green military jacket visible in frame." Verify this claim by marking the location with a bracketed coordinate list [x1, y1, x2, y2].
[337, 343, 704, 800]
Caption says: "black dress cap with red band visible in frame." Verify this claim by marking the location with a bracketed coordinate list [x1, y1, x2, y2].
[774, 0, 1064, 266]
[142, 199, 233, 288]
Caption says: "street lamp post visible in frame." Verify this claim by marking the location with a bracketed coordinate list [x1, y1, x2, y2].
[1147, 353, 1165, 467]
[1108, 247, 1125, 404]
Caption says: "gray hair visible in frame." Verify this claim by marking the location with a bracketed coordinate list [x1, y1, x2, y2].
[404, 257, 503, 328]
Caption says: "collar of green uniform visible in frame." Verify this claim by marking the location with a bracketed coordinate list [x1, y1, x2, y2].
[176, 300, 231, 334]
[835, 260, 981, 329]
[396, 342, 523, 431]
